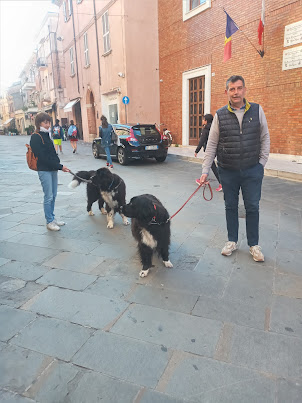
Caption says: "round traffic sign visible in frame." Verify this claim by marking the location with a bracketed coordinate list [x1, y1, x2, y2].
[122, 96, 129, 104]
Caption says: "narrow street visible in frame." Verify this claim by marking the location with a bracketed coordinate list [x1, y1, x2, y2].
[0, 135, 302, 402]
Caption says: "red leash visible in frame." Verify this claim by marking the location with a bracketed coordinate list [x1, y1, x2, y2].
[169, 182, 213, 221]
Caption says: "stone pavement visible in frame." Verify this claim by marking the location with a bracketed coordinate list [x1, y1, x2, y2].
[0, 135, 302, 403]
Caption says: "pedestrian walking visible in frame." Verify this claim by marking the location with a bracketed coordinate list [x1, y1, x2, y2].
[30, 112, 70, 231]
[68, 120, 79, 153]
[198, 75, 270, 261]
[99, 115, 113, 168]
[52, 119, 64, 154]
[194, 114, 222, 192]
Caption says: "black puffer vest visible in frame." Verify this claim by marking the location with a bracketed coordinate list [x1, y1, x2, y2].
[216, 102, 260, 170]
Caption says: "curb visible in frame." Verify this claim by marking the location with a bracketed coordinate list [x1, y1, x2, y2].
[169, 154, 302, 183]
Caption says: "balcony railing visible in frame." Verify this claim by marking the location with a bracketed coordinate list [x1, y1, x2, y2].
[37, 58, 47, 69]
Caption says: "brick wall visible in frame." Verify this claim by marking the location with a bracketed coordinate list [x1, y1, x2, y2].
[158, 0, 302, 154]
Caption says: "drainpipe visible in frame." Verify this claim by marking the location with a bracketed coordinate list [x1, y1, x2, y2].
[70, 0, 80, 94]
[93, 0, 101, 86]
[48, 25, 57, 120]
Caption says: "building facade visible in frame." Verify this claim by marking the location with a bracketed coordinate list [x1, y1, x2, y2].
[158, 0, 302, 154]
[53, 0, 160, 142]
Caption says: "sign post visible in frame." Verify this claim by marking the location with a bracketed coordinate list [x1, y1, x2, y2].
[122, 96, 129, 124]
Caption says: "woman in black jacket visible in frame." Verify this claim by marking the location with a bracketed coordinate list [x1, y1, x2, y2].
[195, 114, 222, 192]
[30, 113, 70, 231]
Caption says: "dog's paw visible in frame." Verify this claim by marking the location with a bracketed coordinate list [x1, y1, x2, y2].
[101, 208, 107, 215]
[88, 210, 94, 216]
[139, 269, 149, 278]
[123, 218, 130, 226]
[163, 260, 173, 268]
[107, 222, 114, 229]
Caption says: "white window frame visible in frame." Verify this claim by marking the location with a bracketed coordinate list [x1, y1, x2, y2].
[102, 11, 111, 54]
[63, 1, 67, 22]
[68, 0, 72, 16]
[69, 47, 75, 76]
[83, 32, 90, 66]
[183, 0, 211, 21]
[182, 64, 211, 145]
[76, 0, 83, 3]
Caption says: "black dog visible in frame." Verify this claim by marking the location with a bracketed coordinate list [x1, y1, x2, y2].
[122, 194, 173, 277]
[69, 168, 129, 229]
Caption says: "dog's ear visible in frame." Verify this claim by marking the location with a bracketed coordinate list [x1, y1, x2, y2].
[134, 198, 155, 222]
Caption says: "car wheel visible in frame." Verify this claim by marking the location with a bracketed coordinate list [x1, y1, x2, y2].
[155, 155, 167, 163]
[92, 143, 100, 159]
[117, 147, 129, 165]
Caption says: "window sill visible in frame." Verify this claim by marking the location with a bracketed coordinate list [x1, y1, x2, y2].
[183, 0, 211, 21]
[102, 49, 112, 57]
[70, 73, 76, 78]
[84, 64, 90, 69]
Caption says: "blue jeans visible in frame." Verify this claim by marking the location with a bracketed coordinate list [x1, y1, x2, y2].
[218, 163, 264, 246]
[104, 146, 112, 165]
[38, 171, 58, 224]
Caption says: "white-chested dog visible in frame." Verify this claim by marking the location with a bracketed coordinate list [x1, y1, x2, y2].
[121, 194, 173, 277]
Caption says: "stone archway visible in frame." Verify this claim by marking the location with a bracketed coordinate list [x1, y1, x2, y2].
[86, 89, 97, 139]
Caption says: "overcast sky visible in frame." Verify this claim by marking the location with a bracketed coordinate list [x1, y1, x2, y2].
[0, 0, 58, 94]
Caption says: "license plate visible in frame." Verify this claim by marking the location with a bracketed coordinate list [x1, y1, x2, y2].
[145, 145, 158, 150]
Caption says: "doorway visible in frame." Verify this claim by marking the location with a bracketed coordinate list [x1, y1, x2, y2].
[109, 104, 118, 124]
[74, 101, 83, 140]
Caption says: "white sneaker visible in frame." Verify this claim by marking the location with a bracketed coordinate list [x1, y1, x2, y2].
[221, 241, 237, 256]
[47, 221, 60, 231]
[54, 219, 65, 226]
[250, 245, 264, 262]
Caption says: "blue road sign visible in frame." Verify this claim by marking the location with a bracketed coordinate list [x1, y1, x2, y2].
[122, 96, 129, 104]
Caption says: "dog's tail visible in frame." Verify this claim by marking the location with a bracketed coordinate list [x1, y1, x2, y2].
[68, 170, 93, 189]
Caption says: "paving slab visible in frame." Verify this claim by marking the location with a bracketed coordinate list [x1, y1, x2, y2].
[0, 229, 22, 241]
[43, 251, 105, 274]
[0, 242, 56, 264]
[24, 360, 81, 403]
[10, 223, 48, 234]
[0, 260, 49, 281]
[36, 268, 97, 291]
[194, 247, 235, 277]
[0, 306, 36, 342]
[72, 330, 171, 387]
[192, 295, 266, 330]
[278, 230, 302, 252]
[276, 378, 302, 403]
[47, 236, 100, 253]
[0, 257, 10, 267]
[23, 286, 129, 329]
[223, 264, 274, 306]
[270, 295, 302, 338]
[0, 343, 53, 394]
[141, 268, 226, 298]
[140, 390, 187, 403]
[11, 316, 94, 361]
[65, 370, 141, 403]
[0, 276, 45, 308]
[90, 242, 137, 259]
[0, 390, 35, 403]
[111, 304, 222, 357]
[274, 272, 302, 298]
[0, 213, 29, 223]
[85, 276, 134, 299]
[128, 284, 199, 314]
[276, 249, 302, 276]
[0, 221, 19, 231]
[161, 354, 275, 403]
[229, 325, 302, 377]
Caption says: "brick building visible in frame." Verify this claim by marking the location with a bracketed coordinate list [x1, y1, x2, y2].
[158, 0, 302, 155]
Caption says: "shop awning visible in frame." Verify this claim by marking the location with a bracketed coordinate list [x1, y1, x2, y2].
[63, 98, 80, 112]
[3, 118, 14, 126]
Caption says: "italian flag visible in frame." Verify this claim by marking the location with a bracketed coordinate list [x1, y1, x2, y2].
[258, 0, 265, 45]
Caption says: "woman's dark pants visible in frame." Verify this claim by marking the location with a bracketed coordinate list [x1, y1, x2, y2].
[218, 163, 264, 247]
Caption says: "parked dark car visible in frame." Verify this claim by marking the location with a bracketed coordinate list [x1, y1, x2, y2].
[92, 124, 169, 165]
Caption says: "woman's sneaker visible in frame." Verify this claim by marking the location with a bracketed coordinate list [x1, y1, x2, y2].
[221, 241, 237, 256]
[47, 221, 60, 231]
[109, 165, 113, 169]
[54, 219, 65, 226]
[106, 162, 109, 166]
[216, 184, 223, 192]
[250, 245, 264, 262]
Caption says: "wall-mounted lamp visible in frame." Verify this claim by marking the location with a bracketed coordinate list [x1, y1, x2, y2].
[118, 72, 125, 78]
[57, 36, 64, 41]
[159, 79, 163, 82]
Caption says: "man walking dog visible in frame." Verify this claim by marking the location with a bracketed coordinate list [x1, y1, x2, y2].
[199, 75, 270, 261]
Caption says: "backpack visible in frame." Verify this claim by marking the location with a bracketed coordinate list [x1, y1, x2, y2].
[26, 133, 44, 171]
[53, 126, 61, 139]
[71, 127, 77, 137]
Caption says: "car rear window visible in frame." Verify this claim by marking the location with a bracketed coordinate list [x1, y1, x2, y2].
[132, 126, 158, 137]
